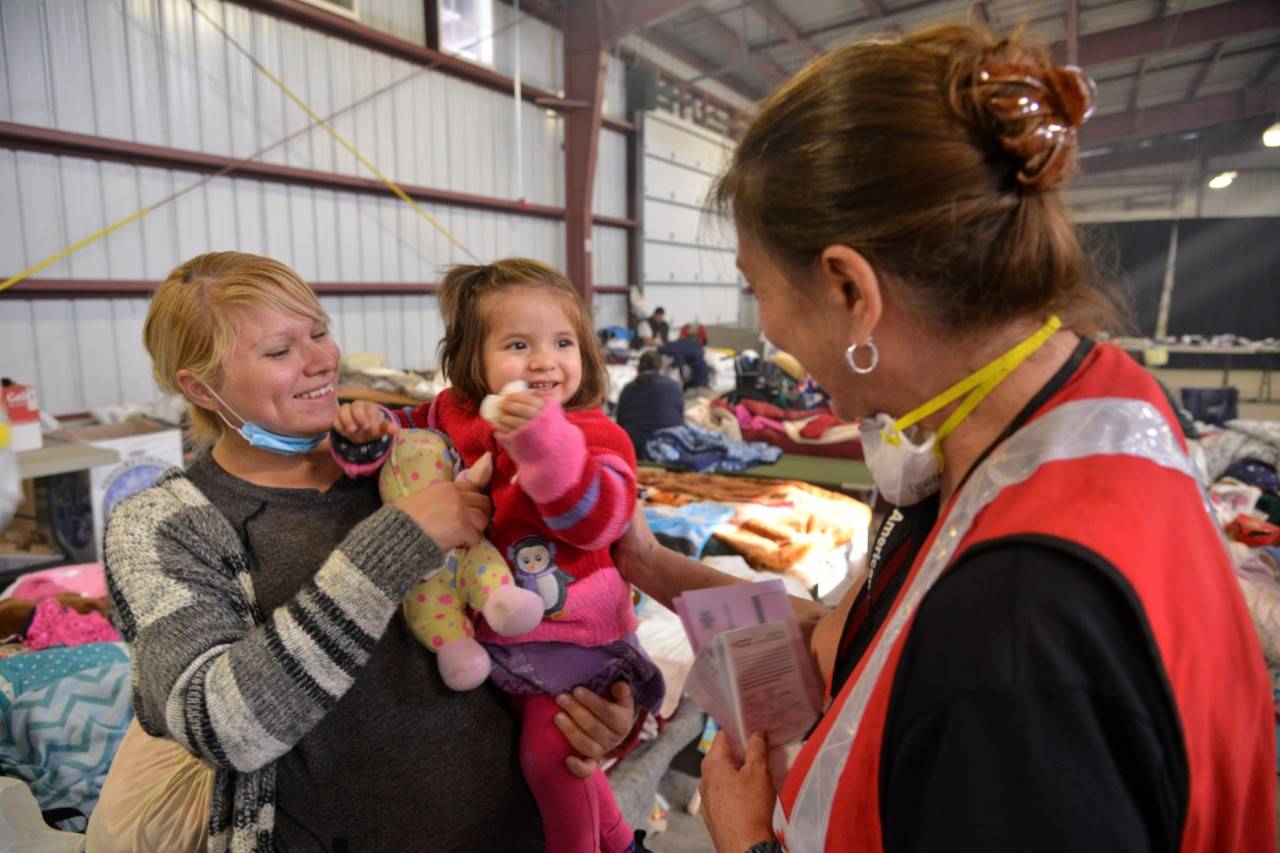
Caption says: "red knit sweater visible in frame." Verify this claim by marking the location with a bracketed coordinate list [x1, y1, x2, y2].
[389, 389, 639, 647]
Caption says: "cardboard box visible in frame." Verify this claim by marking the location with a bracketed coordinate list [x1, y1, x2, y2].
[46, 419, 184, 562]
[1, 380, 42, 452]
[0, 512, 63, 575]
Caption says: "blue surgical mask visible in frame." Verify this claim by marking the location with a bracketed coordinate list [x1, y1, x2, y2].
[202, 384, 327, 456]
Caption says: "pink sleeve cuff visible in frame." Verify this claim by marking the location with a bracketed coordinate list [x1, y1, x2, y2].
[498, 400, 587, 503]
[330, 404, 397, 477]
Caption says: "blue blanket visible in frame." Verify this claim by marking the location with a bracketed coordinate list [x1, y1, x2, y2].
[645, 502, 737, 557]
[645, 424, 782, 473]
[0, 642, 132, 829]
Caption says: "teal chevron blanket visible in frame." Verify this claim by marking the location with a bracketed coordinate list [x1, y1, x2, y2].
[0, 642, 132, 829]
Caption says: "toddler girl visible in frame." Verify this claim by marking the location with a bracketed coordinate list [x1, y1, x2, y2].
[332, 259, 663, 853]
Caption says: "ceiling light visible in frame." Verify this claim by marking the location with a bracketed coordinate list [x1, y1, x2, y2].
[1264, 122, 1280, 148]
[1207, 170, 1237, 190]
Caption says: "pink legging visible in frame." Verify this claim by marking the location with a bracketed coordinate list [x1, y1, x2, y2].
[514, 694, 634, 853]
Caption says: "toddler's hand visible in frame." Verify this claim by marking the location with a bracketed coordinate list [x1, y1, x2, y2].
[333, 400, 398, 444]
[492, 392, 546, 435]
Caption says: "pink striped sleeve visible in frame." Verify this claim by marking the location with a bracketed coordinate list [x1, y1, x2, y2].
[499, 402, 636, 551]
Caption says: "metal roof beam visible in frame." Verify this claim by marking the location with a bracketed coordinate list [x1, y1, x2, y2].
[1186, 42, 1226, 101]
[1079, 130, 1269, 175]
[1065, 0, 1079, 65]
[1053, 0, 1280, 68]
[750, 1, 821, 61]
[633, 29, 765, 103]
[1249, 50, 1280, 87]
[691, 9, 789, 86]
[1082, 81, 1280, 145]
[601, 0, 705, 43]
[1126, 58, 1149, 135]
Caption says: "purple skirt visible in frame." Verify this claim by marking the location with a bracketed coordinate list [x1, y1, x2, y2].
[483, 633, 666, 716]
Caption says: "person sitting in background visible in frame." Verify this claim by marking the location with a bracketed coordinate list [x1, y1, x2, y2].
[633, 307, 669, 347]
[616, 350, 684, 460]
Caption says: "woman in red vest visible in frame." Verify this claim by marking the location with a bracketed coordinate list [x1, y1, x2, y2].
[614, 23, 1274, 853]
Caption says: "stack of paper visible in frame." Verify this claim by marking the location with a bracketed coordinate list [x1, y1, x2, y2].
[675, 580, 822, 785]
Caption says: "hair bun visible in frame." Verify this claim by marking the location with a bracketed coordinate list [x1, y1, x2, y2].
[973, 63, 1097, 190]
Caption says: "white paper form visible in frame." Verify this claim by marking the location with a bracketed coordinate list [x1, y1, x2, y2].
[716, 621, 820, 753]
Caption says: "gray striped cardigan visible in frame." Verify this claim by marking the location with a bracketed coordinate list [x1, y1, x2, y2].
[104, 466, 443, 852]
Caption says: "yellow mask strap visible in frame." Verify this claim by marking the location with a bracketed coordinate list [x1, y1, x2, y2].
[883, 315, 1062, 466]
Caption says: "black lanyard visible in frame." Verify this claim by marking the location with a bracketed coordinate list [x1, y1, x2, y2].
[827, 495, 938, 703]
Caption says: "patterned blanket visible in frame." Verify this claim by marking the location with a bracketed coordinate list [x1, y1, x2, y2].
[0, 642, 132, 829]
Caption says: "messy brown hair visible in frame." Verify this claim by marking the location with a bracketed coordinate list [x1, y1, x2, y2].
[711, 23, 1120, 335]
[437, 258, 607, 410]
[144, 252, 329, 443]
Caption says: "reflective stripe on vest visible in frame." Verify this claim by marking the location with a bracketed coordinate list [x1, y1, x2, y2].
[774, 396, 1202, 853]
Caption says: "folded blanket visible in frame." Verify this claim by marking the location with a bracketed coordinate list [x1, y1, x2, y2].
[0, 642, 132, 830]
[645, 424, 782, 473]
[638, 469, 870, 574]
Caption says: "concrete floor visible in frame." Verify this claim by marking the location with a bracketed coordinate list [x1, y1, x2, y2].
[645, 770, 714, 853]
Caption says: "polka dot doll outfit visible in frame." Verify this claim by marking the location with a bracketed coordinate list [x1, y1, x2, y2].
[378, 429, 523, 652]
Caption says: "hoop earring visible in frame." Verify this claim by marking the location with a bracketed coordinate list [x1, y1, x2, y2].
[844, 338, 878, 375]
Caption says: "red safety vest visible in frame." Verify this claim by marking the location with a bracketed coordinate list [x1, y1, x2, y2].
[775, 344, 1275, 853]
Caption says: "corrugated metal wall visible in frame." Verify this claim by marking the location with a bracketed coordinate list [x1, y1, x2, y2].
[0, 0, 631, 412]
[359, 0, 427, 46]
[640, 110, 741, 327]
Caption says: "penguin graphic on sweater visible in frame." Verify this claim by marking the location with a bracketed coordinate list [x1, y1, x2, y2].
[507, 537, 573, 616]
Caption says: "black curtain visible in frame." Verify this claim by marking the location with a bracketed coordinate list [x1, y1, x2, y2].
[1082, 220, 1173, 337]
[1086, 217, 1280, 340]
[1166, 217, 1280, 340]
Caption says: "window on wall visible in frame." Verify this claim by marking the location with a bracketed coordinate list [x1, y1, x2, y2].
[300, 0, 359, 20]
[440, 0, 494, 65]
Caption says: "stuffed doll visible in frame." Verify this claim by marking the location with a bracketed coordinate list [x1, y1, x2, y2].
[380, 429, 543, 690]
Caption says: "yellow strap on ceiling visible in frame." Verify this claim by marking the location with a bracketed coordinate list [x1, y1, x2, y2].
[189, 0, 477, 263]
[0, 1, 523, 294]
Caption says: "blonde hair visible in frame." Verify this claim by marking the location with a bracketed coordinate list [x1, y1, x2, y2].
[144, 252, 329, 443]
[438, 258, 607, 410]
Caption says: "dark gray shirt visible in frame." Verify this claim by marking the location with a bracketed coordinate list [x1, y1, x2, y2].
[187, 454, 543, 852]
